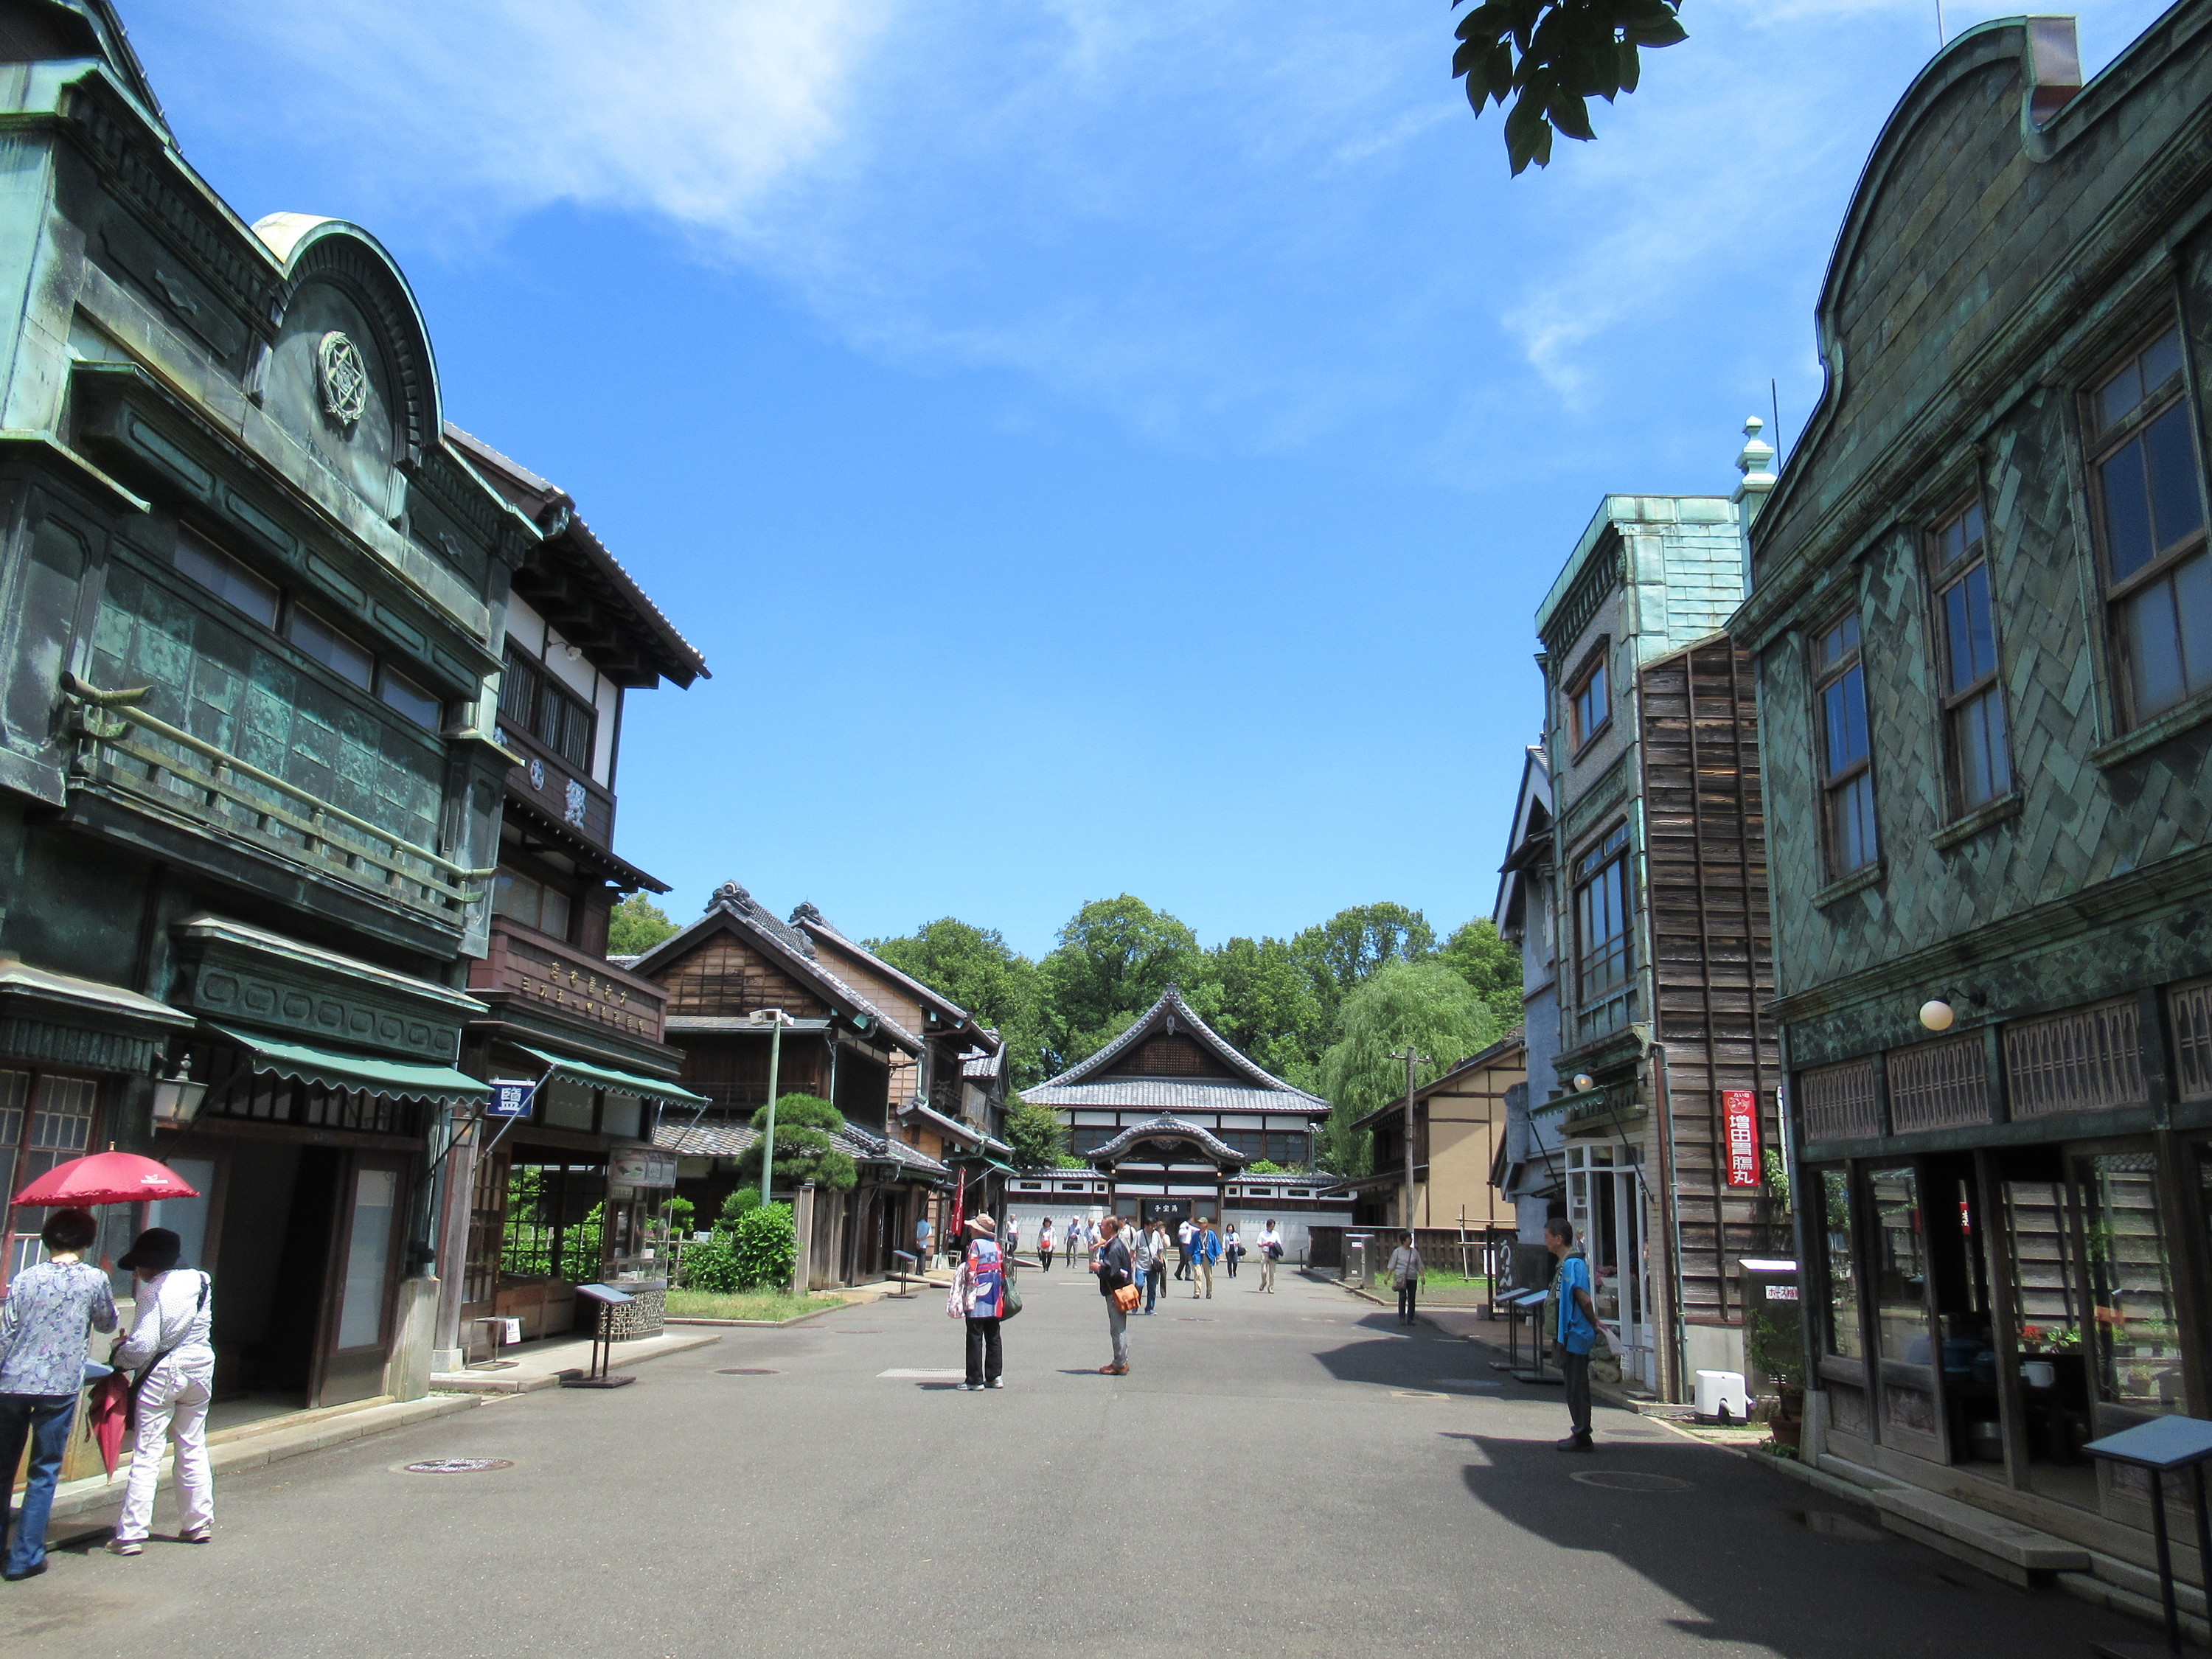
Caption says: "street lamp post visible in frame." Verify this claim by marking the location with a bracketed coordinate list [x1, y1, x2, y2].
[1394, 1046, 1430, 1239]
[748, 1008, 792, 1206]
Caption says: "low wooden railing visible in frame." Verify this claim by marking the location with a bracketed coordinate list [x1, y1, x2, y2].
[63, 673, 493, 923]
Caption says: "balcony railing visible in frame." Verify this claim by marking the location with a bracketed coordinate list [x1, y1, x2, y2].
[63, 674, 491, 925]
[498, 717, 615, 850]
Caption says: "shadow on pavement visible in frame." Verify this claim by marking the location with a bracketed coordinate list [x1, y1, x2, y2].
[1452, 1432, 2129, 1657]
[1310, 1316, 1475, 1390]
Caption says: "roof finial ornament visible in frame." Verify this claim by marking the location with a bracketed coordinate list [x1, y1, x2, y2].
[789, 900, 826, 928]
[708, 880, 752, 914]
[1733, 415, 1778, 535]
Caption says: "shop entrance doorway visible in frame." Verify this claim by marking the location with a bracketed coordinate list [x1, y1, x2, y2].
[1565, 1141, 1652, 1388]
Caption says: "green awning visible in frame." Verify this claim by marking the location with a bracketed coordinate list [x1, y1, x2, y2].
[516, 1045, 706, 1108]
[982, 1158, 1018, 1175]
[211, 1025, 489, 1107]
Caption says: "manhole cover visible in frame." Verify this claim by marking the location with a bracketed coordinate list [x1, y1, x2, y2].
[716, 1367, 778, 1375]
[1570, 1470, 1694, 1492]
[401, 1458, 512, 1475]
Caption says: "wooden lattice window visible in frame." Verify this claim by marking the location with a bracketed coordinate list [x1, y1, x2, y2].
[2168, 979, 2212, 1104]
[2004, 997, 2146, 1120]
[1797, 1059, 1878, 1143]
[0, 1069, 100, 1287]
[1888, 1036, 1989, 1133]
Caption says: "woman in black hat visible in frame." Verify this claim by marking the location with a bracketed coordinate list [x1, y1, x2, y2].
[108, 1228, 214, 1555]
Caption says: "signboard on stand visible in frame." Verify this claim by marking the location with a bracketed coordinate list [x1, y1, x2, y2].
[1722, 1090, 1761, 1187]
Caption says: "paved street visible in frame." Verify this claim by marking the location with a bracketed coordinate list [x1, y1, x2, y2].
[0, 1270, 2138, 1659]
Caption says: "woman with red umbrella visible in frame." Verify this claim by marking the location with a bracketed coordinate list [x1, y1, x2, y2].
[0, 1208, 118, 1581]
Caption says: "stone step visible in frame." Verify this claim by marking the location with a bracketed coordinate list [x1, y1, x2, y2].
[2082, 1546, 2211, 1619]
[1863, 1484, 2092, 1585]
[2058, 1568, 2212, 1646]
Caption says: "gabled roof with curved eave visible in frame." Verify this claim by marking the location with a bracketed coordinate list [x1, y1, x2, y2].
[1085, 1114, 1248, 1166]
[1031, 984, 1324, 1106]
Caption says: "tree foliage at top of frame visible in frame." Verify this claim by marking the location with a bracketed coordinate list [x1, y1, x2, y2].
[1452, 0, 1688, 175]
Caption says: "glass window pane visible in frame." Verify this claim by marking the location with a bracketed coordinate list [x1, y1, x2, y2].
[336, 1166, 398, 1351]
[2141, 327, 2184, 399]
[2144, 403, 2205, 557]
[2101, 437, 2157, 583]
[2126, 577, 2187, 718]
[1963, 566, 1998, 682]
[1822, 1170, 1861, 1359]
[290, 608, 374, 689]
[2098, 357, 2145, 434]
[174, 531, 279, 629]
[540, 887, 571, 941]
[2079, 1150, 2183, 1413]
[1869, 1166, 1929, 1364]
[380, 669, 442, 730]
[2175, 550, 2212, 696]
[493, 869, 540, 930]
[1944, 580, 1975, 695]
[2006, 1178, 2080, 1360]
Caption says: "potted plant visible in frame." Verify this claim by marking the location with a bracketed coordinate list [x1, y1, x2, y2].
[1745, 1304, 1806, 1449]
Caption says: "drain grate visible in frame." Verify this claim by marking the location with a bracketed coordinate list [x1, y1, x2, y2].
[401, 1458, 512, 1475]
[716, 1367, 778, 1375]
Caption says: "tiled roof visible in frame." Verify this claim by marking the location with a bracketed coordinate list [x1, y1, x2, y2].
[1085, 1114, 1247, 1165]
[790, 906, 992, 1043]
[627, 883, 920, 1053]
[653, 1116, 948, 1179]
[962, 1039, 1007, 1081]
[1023, 1079, 1332, 1119]
[1032, 984, 1327, 1107]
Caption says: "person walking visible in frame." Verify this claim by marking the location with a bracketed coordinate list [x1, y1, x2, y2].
[1547, 1217, 1598, 1451]
[0, 1208, 117, 1580]
[1257, 1220, 1283, 1293]
[1093, 1216, 1135, 1374]
[1222, 1223, 1242, 1279]
[1128, 1217, 1156, 1315]
[1143, 1220, 1169, 1312]
[916, 1211, 936, 1273]
[1191, 1217, 1221, 1299]
[1175, 1216, 1194, 1281]
[1388, 1231, 1422, 1326]
[953, 1214, 1006, 1391]
[1038, 1219, 1055, 1273]
[109, 1227, 215, 1555]
[1002, 1214, 1020, 1266]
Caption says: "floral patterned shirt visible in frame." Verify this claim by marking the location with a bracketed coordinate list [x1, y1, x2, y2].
[0, 1259, 118, 1397]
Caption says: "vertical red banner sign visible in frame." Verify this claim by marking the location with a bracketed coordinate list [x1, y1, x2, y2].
[1722, 1090, 1761, 1187]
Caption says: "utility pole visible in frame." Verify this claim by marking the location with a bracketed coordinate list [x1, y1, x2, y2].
[1394, 1046, 1430, 1239]
[749, 1008, 792, 1207]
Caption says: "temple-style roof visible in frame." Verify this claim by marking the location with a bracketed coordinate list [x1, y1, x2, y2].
[1023, 985, 1329, 1117]
[1085, 1113, 1247, 1167]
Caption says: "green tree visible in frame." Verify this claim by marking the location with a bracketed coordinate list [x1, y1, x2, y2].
[1290, 902, 1437, 1043]
[1316, 961, 1500, 1174]
[1184, 935, 1322, 1078]
[1004, 1096, 1071, 1171]
[1039, 895, 1200, 1074]
[1451, 0, 1688, 175]
[865, 917, 1049, 1088]
[1439, 917, 1524, 1034]
[607, 893, 679, 956]
[732, 1094, 857, 1195]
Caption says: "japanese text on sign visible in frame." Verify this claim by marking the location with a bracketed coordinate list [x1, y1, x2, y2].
[1722, 1089, 1761, 1188]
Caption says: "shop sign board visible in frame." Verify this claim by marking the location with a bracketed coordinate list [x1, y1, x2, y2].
[609, 1147, 678, 1196]
[488, 1079, 535, 1118]
[1722, 1090, 1761, 1187]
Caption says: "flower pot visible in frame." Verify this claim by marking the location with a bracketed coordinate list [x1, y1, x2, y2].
[1769, 1415, 1804, 1450]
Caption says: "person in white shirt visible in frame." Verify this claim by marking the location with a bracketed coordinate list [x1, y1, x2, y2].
[1144, 1221, 1169, 1312]
[1039, 1220, 1057, 1272]
[1257, 1220, 1284, 1293]
[1388, 1232, 1424, 1327]
[1222, 1223, 1242, 1279]
[109, 1228, 215, 1554]
[1003, 1215, 1021, 1267]
[1175, 1217, 1195, 1281]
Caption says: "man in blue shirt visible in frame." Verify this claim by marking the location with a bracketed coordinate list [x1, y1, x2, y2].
[1546, 1217, 1599, 1452]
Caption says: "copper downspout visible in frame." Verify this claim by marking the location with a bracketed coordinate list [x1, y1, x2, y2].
[1648, 1039, 1687, 1403]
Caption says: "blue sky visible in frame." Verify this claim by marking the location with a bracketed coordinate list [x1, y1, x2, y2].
[126, 0, 2171, 959]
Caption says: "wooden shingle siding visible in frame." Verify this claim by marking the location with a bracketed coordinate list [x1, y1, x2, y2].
[661, 935, 827, 1020]
[1638, 636, 1784, 1324]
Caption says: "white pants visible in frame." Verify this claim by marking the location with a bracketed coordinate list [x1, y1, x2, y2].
[116, 1350, 215, 1543]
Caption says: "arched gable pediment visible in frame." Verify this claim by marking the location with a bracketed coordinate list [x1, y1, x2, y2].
[252, 215, 442, 496]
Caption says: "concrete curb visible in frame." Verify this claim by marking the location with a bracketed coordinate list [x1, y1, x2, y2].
[42, 1391, 484, 1529]
[665, 1307, 844, 1329]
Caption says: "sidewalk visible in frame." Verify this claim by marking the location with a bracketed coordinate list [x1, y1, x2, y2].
[431, 1326, 723, 1393]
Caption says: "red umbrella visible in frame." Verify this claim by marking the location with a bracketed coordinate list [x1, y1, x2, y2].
[12, 1151, 200, 1207]
[84, 1371, 130, 1475]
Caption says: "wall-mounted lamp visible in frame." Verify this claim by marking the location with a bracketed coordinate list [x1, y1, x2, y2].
[1919, 999, 1955, 1033]
[150, 1060, 209, 1128]
[1572, 1074, 1596, 1093]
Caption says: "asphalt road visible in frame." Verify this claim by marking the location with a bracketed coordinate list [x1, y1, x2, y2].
[0, 1265, 2140, 1658]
